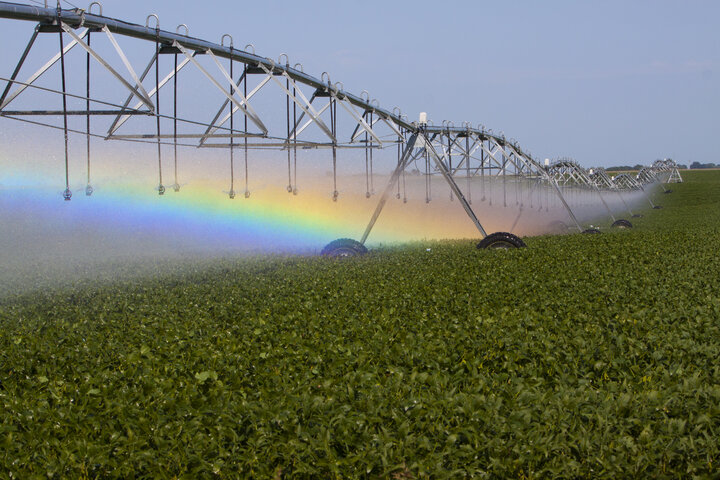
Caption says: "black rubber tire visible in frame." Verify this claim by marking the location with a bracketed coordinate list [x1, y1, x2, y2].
[663, 189, 672, 194]
[653, 205, 663, 209]
[582, 228, 602, 234]
[631, 214, 643, 218]
[547, 220, 569, 233]
[611, 219, 633, 229]
[321, 238, 368, 257]
[476, 232, 526, 249]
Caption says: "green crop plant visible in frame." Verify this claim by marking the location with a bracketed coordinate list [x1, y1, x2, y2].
[1, 171, 719, 478]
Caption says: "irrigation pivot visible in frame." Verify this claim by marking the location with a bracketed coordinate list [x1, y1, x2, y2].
[0, 2, 681, 254]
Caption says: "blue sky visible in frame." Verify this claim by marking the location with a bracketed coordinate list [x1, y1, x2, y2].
[2, 0, 719, 167]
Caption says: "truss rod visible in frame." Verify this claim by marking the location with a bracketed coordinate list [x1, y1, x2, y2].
[0, 27, 88, 110]
[61, 24, 154, 111]
[261, 66, 334, 142]
[0, 74, 276, 134]
[107, 51, 158, 134]
[335, 96, 383, 146]
[0, 114, 228, 148]
[109, 53, 192, 135]
[199, 72, 270, 145]
[1, 109, 150, 115]
[0, 25, 38, 106]
[174, 42, 267, 134]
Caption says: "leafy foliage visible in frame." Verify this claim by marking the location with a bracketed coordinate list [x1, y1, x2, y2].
[1, 171, 719, 478]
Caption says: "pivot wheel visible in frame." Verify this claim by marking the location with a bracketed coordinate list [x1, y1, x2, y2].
[611, 219, 633, 229]
[476, 232, 526, 250]
[631, 213, 643, 218]
[321, 238, 368, 257]
[663, 189, 673, 194]
[582, 228, 602, 234]
[653, 205, 663, 209]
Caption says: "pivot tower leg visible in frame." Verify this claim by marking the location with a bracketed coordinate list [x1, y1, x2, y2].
[360, 133, 418, 245]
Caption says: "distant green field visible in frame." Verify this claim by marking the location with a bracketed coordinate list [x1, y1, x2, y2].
[1, 171, 719, 478]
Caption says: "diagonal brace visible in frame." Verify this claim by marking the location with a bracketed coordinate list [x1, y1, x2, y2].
[174, 42, 267, 134]
[60, 24, 154, 111]
[1, 28, 88, 110]
[424, 131, 488, 237]
[360, 133, 418, 244]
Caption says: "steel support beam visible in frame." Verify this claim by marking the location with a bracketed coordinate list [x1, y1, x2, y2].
[360, 133, 417, 245]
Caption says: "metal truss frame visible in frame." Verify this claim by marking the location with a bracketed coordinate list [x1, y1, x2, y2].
[0, 2, 682, 243]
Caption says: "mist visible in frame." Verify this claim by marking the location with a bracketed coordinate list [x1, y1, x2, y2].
[1, 152, 652, 298]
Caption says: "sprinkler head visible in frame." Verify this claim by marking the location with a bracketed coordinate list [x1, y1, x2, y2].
[228, 190, 236, 199]
[244, 190, 251, 199]
[85, 184, 93, 196]
[172, 183, 180, 193]
[157, 184, 165, 195]
[292, 187, 298, 196]
[403, 197, 407, 204]
[287, 185, 293, 193]
[332, 190, 339, 202]
[365, 191, 371, 199]
[63, 188, 72, 201]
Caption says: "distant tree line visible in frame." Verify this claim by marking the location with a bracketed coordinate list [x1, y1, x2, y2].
[606, 160, 720, 171]
[689, 161, 717, 169]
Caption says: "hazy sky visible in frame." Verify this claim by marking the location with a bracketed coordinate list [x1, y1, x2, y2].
[2, 0, 719, 167]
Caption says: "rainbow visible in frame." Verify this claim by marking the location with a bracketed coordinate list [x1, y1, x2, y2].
[1, 161, 487, 254]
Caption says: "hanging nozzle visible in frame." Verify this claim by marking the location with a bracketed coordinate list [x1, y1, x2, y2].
[63, 188, 72, 201]
[85, 184, 93, 196]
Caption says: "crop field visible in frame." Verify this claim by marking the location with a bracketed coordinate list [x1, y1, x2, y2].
[1, 171, 719, 478]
